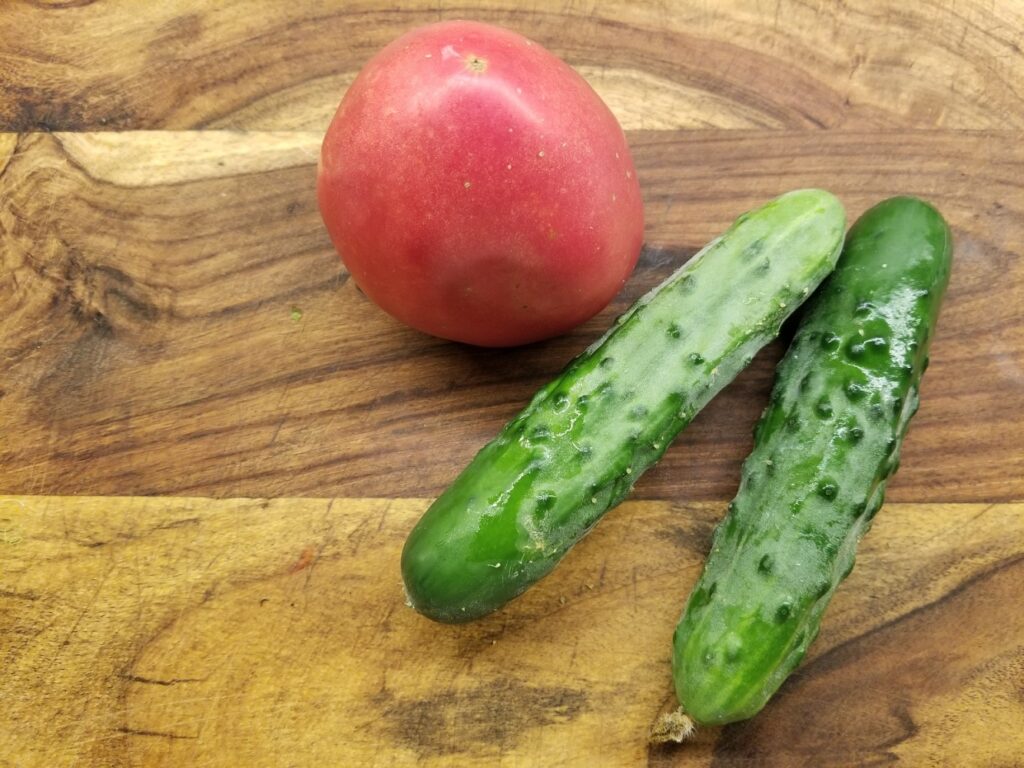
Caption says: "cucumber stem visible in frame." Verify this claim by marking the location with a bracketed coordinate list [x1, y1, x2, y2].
[649, 708, 696, 743]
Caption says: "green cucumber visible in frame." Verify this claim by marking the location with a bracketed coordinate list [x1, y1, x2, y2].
[402, 189, 846, 623]
[670, 196, 952, 728]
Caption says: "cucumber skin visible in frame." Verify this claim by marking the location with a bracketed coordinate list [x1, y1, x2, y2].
[672, 197, 953, 725]
[401, 190, 846, 623]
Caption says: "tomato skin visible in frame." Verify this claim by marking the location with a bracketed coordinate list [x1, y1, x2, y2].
[317, 21, 644, 347]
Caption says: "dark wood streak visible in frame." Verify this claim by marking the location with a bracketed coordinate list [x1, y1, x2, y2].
[371, 679, 588, 757]
[701, 554, 1024, 767]
[554, 16, 846, 129]
[122, 674, 204, 686]
[23, 0, 100, 8]
[114, 726, 198, 740]
[0, 589, 41, 602]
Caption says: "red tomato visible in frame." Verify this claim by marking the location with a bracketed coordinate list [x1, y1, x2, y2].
[317, 21, 644, 347]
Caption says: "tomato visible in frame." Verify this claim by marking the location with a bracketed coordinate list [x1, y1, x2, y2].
[317, 21, 644, 347]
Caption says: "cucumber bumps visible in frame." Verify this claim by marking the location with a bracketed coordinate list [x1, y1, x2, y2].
[670, 197, 952, 728]
[402, 190, 846, 623]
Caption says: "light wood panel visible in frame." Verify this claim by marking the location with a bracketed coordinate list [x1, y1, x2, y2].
[1, 496, 1021, 767]
[1, 1, 1023, 132]
[2, 130, 1021, 501]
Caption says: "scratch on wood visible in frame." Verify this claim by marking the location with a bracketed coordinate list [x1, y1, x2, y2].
[0, 589, 40, 601]
[267, 416, 287, 447]
[152, 516, 201, 531]
[122, 674, 205, 686]
[115, 726, 198, 740]
[56, 562, 115, 655]
[376, 500, 392, 533]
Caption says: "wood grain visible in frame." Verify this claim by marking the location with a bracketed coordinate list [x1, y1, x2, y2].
[2, 129, 1022, 502]
[1, 495, 1021, 767]
[2, 0, 1023, 133]
[3, 5, 1024, 764]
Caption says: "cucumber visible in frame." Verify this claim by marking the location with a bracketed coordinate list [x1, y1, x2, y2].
[669, 196, 952, 728]
[402, 189, 846, 623]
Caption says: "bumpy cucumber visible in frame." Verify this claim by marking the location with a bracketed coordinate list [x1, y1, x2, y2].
[670, 196, 952, 727]
[402, 189, 846, 623]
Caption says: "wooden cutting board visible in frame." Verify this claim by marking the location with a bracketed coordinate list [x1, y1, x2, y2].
[1, 2, 1022, 766]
